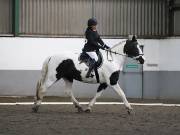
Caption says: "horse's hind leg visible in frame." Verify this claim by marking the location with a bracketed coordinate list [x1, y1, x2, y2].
[32, 79, 47, 112]
[32, 80, 44, 112]
[33, 57, 52, 112]
[32, 79, 54, 113]
[64, 79, 83, 112]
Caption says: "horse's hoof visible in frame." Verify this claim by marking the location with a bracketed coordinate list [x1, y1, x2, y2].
[77, 108, 84, 113]
[127, 108, 134, 115]
[84, 108, 91, 113]
[32, 106, 39, 113]
[127, 109, 131, 115]
[76, 106, 84, 113]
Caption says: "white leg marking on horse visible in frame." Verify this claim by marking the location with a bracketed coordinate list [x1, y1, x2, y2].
[111, 84, 132, 110]
[35, 79, 54, 106]
[88, 91, 103, 110]
[40, 80, 54, 99]
[64, 79, 82, 109]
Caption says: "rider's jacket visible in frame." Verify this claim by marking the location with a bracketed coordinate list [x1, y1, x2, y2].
[82, 27, 105, 52]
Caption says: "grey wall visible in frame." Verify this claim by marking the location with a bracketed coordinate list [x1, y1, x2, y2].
[0, 70, 120, 98]
[143, 71, 160, 99]
[1, 70, 180, 100]
[143, 71, 180, 99]
[159, 71, 180, 99]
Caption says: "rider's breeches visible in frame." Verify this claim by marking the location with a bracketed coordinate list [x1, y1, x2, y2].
[86, 52, 98, 62]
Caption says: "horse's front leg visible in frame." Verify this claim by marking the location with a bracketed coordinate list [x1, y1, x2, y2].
[111, 84, 133, 114]
[64, 79, 83, 113]
[85, 83, 108, 113]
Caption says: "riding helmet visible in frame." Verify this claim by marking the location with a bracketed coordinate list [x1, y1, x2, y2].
[87, 18, 98, 27]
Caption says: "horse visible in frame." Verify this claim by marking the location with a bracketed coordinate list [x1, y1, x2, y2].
[32, 38, 145, 114]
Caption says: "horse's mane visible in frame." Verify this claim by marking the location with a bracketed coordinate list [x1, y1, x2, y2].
[110, 40, 126, 54]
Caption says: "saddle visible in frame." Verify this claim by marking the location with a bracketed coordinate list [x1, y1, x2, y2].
[78, 51, 103, 83]
[79, 51, 103, 69]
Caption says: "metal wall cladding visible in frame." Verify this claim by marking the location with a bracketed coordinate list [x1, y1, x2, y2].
[18, 0, 169, 37]
[174, 11, 180, 35]
[19, 0, 92, 36]
[174, 0, 180, 35]
[94, 0, 169, 37]
[0, 0, 12, 34]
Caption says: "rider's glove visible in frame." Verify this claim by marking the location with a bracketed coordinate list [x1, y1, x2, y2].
[103, 44, 110, 49]
[99, 45, 105, 50]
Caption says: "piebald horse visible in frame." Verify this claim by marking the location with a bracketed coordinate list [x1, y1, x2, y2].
[32, 38, 145, 114]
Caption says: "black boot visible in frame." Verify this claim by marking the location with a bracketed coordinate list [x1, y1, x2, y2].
[86, 59, 96, 78]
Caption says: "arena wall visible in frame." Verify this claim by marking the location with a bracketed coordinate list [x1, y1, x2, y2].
[0, 37, 179, 99]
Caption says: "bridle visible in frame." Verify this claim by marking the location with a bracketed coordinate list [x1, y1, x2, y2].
[105, 40, 144, 61]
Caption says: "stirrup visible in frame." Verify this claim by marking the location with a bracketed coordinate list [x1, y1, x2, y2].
[86, 73, 94, 78]
[86, 68, 94, 78]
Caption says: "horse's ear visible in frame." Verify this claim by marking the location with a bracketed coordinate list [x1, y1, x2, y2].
[123, 41, 128, 54]
[123, 47, 126, 54]
[132, 35, 137, 41]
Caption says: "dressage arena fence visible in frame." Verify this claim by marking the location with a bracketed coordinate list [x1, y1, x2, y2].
[1, 96, 180, 107]
[1, 102, 180, 107]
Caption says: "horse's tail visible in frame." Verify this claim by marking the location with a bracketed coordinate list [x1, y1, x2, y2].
[41, 57, 51, 83]
[34, 57, 51, 102]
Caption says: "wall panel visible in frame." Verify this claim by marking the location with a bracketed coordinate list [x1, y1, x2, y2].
[94, 0, 168, 37]
[19, 0, 92, 36]
[0, 0, 12, 34]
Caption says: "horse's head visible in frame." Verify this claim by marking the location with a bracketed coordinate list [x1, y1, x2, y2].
[123, 35, 145, 64]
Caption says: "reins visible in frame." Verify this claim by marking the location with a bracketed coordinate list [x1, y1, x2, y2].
[105, 40, 126, 61]
[105, 49, 126, 56]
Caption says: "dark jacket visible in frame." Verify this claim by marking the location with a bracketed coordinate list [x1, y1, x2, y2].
[82, 27, 105, 52]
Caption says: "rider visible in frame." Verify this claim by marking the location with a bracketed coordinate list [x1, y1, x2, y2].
[82, 18, 110, 78]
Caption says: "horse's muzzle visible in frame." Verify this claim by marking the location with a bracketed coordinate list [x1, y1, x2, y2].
[136, 56, 145, 64]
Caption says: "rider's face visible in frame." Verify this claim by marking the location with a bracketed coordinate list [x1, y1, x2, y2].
[92, 25, 97, 31]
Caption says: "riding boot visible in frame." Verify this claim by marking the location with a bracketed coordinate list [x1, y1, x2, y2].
[86, 59, 96, 78]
